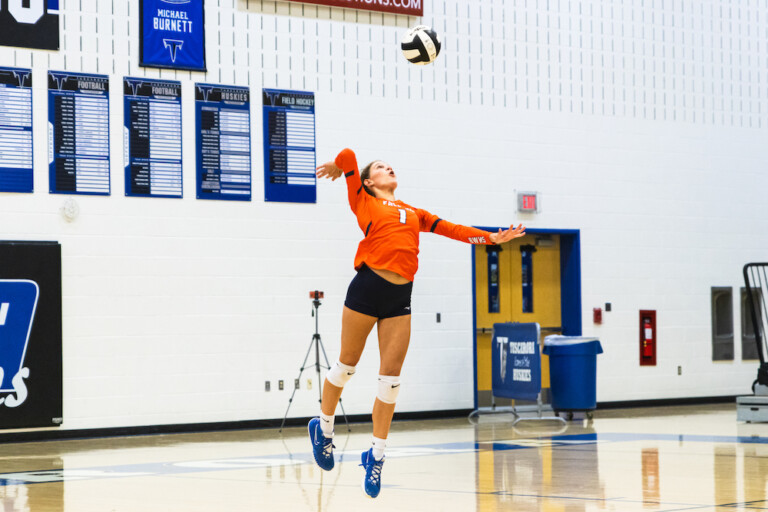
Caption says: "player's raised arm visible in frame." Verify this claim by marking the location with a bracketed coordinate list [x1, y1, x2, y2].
[417, 209, 525, 245]
[316, 148, 368, 213]
[488, 224, 527, 244]
[315, 161, 343, 181]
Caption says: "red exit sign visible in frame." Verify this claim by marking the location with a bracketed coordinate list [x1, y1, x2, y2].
[517, 192, 539, 213]
[284, 0, 423, 16]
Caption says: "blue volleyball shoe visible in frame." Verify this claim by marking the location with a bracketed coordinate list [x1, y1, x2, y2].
[360, 448, 385, 498]
[308, 418, 335, 471]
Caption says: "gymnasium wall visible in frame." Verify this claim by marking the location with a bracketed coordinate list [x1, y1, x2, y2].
[1, 0, 767, 430]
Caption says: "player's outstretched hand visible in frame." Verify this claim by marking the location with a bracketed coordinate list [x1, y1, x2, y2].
[316, 161, 343, 181]
[489, 224, 526, 244]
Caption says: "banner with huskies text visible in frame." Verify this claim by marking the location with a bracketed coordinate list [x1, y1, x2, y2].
[140, 0, 206, 71]
[285, 0, 422, 16]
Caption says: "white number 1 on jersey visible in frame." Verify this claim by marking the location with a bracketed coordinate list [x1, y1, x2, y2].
[398, 209, 407, 224]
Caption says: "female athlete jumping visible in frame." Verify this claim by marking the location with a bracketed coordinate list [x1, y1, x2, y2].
[309, 148, 525, 498]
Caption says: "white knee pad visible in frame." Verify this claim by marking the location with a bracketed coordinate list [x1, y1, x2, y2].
[377, 375, 401, 404]
[326, 361, 356, 388]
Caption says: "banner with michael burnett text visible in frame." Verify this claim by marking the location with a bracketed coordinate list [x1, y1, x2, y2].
[284, 0, 422, 16]
[140, 0, 206, 71]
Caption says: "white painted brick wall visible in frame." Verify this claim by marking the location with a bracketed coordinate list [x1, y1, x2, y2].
[0, 0, 766, 430]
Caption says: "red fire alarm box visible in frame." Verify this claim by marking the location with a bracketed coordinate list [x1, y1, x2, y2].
[639, 310, 656, 366]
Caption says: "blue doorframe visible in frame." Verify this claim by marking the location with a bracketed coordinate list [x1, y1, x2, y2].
[470, 228, 582, 410]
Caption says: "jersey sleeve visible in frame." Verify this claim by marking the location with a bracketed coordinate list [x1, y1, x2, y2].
[417, 209, 494, 245]
[335, 148, 368, 213]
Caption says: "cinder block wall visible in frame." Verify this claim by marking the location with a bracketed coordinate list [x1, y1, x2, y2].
[0, 0, 766, 429]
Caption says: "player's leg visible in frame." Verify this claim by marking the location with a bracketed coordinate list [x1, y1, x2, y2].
[309, 305, 376, 471]
[373, 313, 411, 444]
[321, 306, 377, 421]
[360, 313, 411, 498]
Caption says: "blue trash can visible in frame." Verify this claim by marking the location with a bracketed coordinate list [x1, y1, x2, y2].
[542, 336, 603, 411]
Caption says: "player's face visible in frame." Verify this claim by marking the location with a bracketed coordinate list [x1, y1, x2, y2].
[366, 161, 398, 192]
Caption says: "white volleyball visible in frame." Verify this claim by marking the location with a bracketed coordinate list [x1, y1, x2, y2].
[401, 25, 442, 65]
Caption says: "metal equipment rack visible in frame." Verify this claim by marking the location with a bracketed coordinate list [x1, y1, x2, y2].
[738, 263, 768, 422]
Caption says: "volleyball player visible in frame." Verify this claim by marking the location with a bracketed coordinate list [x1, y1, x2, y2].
[310, 148, 526, 498]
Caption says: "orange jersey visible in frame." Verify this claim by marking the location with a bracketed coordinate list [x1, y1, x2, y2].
[335, 148, 494, 282]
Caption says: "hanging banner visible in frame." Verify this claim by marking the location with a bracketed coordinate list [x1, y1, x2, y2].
[195, 83, 251, 201]
[48, 71, 111, 196]
[0, 0, 60, 51]
[284, 0, 422, 16]
[0, 241, 63, 429]
[124, 78, 183, 198]
[0, 67, 33, 193]
[140, 0, 206, 71]
[263, 89, 316, 204]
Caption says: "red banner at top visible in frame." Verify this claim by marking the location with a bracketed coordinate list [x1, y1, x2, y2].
[286, 0, 423, 16]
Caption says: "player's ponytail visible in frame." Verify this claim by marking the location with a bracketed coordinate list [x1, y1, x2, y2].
[360, 161, 378, 197]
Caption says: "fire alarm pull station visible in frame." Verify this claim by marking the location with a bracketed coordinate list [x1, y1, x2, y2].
[639, 310, 657, 366]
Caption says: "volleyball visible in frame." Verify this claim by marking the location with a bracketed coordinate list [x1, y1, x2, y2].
[400, 25, 441, 65]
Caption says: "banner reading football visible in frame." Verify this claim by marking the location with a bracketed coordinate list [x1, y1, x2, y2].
[285, 0, 422, 16]
[140, 0, 206, 71]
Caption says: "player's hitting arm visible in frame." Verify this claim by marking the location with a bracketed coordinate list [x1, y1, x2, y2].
[315, 148, 366, 213]
[418, 210, 526, 245]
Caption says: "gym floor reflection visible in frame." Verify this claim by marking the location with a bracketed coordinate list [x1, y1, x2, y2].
[0, 403, 766, 511]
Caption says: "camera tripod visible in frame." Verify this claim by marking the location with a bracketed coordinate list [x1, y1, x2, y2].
[279, 294, 350, 432]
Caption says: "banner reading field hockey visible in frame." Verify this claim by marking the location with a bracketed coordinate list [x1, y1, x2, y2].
[284, 0, 422, 16]
[140, 0, 206, 71]
[262, 89, 316, 204]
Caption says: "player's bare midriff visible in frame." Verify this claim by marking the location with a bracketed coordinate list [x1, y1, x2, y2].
[368, 266, 411, 285]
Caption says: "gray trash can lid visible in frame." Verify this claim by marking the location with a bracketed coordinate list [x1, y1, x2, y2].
[544, 335, 600, 346]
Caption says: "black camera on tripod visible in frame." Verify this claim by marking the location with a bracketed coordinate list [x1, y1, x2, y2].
[280, 290, 349, 433]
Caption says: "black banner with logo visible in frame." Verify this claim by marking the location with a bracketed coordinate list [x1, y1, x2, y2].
[0, 241, 62, 429]
[0, 0, 60, 51]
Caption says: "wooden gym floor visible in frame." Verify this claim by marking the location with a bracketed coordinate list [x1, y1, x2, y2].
[0, 403, 766, 511]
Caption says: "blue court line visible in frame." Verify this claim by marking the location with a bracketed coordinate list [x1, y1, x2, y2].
[550, 432, 768, 445]
[1, 431, 767, 486]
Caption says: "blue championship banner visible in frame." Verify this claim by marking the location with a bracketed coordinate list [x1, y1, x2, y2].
[140, 0, 206, 71]
[0, 0, 59, 51]
[263, 89, 316, 203]
[0, 241, 63, 429]
[195, 83, 251, 201]
[492, 322, 541, 401]
[0, 67, 33, 193]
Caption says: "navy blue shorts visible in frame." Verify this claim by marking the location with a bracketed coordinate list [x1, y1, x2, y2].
[344, 264, 413, 319]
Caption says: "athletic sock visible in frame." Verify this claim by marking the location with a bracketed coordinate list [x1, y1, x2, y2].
[371, 436, 386, 460]
[319, 412, 334, 437]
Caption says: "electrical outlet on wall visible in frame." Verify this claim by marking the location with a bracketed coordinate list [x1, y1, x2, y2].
[307, 379, 312, 390]
[278, 380, 284, 390]
[678, 366, 682, 375]
[294, 378, 300, 390]
[265, 381, 271, 391]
